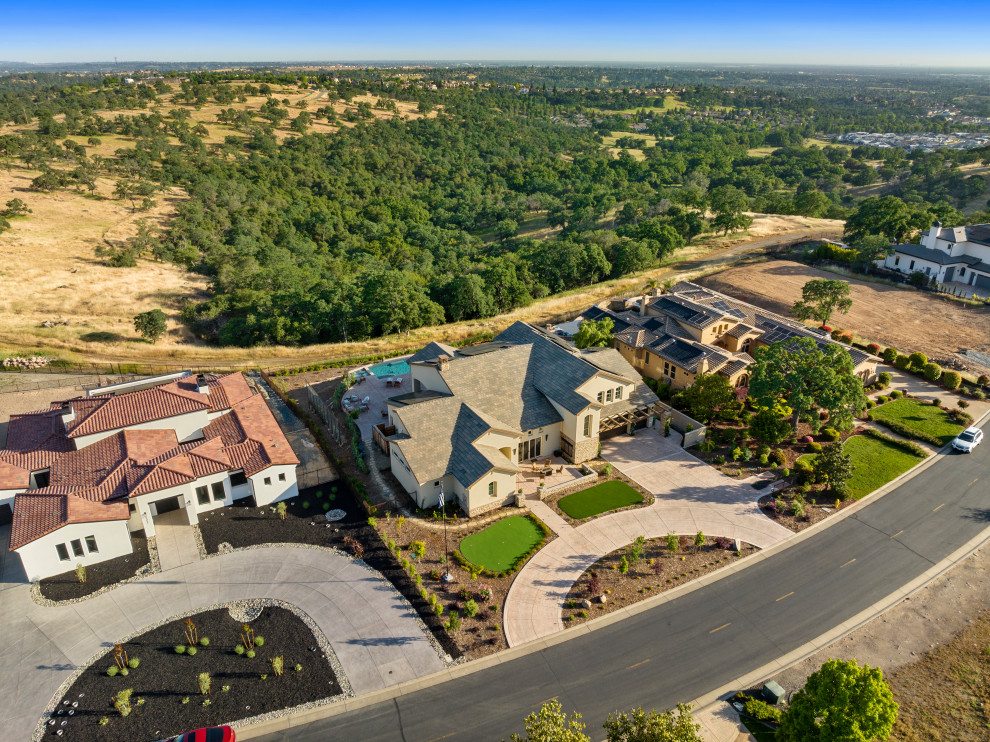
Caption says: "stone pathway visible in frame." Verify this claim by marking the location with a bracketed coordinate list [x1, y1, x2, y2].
[504, 428, 792, 647]
[0, 527, 446, 742]
[154, 509, 201, 571]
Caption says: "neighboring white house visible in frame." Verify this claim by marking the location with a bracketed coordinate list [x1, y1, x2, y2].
[376, 321, 663, 516]
[1, 372, 299, 581]
[883, 222, 990, 291]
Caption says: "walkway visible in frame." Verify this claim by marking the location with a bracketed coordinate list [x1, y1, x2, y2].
[154, 509, 201, 570]
[505, 428, 792, 647]
[0, 527, 446, 742]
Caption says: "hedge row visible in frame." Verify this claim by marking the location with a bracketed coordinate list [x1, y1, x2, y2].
[861, 428, 929, 459]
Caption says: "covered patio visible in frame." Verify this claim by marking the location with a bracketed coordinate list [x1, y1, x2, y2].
[515, 455, 585, 497]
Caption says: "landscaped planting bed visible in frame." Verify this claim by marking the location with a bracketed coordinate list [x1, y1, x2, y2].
[556, 480, 645, 520]
[38, 532, 151, 602]
[458, 515, 546, 573]
[563, 535, 756, 625]
[374, 511, 554, 659]
[797, 434, 926, 500]
[48, 606, 341, 742]
[869, 397, 967, 446]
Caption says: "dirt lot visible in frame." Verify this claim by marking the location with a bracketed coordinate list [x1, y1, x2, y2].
[697, 259, 990, 375]
[773, 541, 990, 741]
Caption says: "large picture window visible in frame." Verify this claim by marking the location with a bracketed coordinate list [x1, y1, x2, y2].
[71, 539, 84, 558]
[85, 535, 98, 553]
[56, 543, 69, 561]
[211, 482, 225, 501]
[196, 485, 210, 505]
[584, 414, 593, 438]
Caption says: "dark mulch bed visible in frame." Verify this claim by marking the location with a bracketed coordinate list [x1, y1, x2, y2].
[48, 607, 340, 742]
[197, 486, 462, 661]
[38, 532, 151, 602]
[758, 490, 837, 532]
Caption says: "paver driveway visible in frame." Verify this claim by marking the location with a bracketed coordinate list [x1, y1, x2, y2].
[504, 428, 792, 646]
[0, 526, 446, 741]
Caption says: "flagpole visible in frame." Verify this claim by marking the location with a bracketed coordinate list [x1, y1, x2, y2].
[440, 485, 451, 582]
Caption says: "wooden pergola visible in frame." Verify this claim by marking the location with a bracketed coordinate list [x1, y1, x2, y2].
[599, 402, 668, 434]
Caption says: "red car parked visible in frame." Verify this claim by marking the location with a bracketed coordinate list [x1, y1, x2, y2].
[169, 726, 235, 742]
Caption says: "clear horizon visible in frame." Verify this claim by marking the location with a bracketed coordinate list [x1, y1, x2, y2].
[5, 0, 990, 67]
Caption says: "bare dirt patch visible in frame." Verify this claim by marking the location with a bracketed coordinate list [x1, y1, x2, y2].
[696, 259, 990, 375]
[0, 170, 208, 356]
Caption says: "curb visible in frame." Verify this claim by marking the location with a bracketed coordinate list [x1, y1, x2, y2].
[235, 411, 990, 739]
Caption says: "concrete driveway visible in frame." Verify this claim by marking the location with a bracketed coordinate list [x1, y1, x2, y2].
[504, 428, 792, 646]
[0, 526, 446, 741]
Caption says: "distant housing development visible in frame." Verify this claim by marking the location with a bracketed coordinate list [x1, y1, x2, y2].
[581, 282, 878, 390]
[0, 373, 298, 581]
[377, 322, 662, 516]
[836, 131, 990, 151]
[884, 222, 990, 291]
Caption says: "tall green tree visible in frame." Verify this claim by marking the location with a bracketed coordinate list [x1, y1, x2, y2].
[680, 372, 735, 424]
[813, 442, 854, 498]
[843, 195, 932, 243]
[791, 279, 853, 327]
[604, 704, 703, 742]
[507, 700, 590, 742]
[777, 659, 898, 742]
[134, 309, 168, 343]
[851, 234, 893, 275]
[749, 338, 867, 431]
[574, 317, 614, 349]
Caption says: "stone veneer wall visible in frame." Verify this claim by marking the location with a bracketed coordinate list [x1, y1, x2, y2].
[572, 436, 600, 464]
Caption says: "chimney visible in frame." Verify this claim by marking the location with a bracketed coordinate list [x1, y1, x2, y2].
[61, 401, 75, 425]
[926, 221, 942, 250]
[437, 354, 451, 373]
[639, 295, 648, 316]
[196, 374, 209, 394]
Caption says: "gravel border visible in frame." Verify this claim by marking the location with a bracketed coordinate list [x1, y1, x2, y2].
[30, 535, 162, 607]
[32, 599, 354, 742]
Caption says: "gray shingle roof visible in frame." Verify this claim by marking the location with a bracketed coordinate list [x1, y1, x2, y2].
[892, 242, 990, 272]
[408, 341, 458, 365]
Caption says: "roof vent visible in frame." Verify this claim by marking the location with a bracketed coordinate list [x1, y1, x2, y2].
[437, 354, 451, 372]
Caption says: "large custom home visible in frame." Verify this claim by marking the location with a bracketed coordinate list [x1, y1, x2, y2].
[0, 372, 299, 581]
[584, 281, 878, 390]
[376, 321, 663, 516]
[882, 221, 990, 291]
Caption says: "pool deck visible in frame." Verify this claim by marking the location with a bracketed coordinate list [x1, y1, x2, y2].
[344, 356, 413, 440]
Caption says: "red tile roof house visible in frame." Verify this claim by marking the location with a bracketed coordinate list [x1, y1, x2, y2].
[0, 372, 299, 582]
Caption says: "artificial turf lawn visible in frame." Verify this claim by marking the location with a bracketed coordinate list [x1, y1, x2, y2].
[459, 515, 545, 572]
[797, 435, 926, 500]
[870, 398, 965, 445]
[557, 480, 645, 519]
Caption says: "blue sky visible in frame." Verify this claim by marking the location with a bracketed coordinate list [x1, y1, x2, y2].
[4, 0, 990, 66]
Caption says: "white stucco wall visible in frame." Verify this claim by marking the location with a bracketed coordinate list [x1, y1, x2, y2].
[72, 409, 209, 450]
[577, 374, 634, 406]
[461, 469, 516, 514]
[408, 363, 450, 394]
[16, 519, 132, 582]
[250, 465, 298, 506]
[0, 489, 20, 511]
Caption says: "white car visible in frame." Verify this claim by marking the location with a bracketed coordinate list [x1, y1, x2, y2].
[952, 427, 984, 453]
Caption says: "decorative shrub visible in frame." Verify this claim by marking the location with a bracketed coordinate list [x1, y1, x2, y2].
[867, 343, 881, 354]
[820, 325, 832, 333]
[199, 637, 209, 647]
[839, 332, 853, 344]
[302, 501, 310, 509]
[958, 398, 970, 409]
[463, 599, 479, 618]
[174, 645, 186, 655]
[978, 374, 989, 387]
[806, 442, 822, 453]
[865, 400, 876, 409]
[744, 697, 782, 723]
[801, 435, 813, 444]
[758, 453, 769, 466]
[120, 668, 129, 676]
[235, 644, 245, 655]
[942, 371, 962, 390]
[127, 658, 140, 669]
[712, 455, 726, 465]
[821, 428, 840, 442]
[107, 666, 119, 677]
[830, 329, 844, 341]
[894, 354, 911, 370]
[187, 647, 197, 656]
[908, 351, 928, 369]
[923, 363, 942, 382]
[780, 467, 790, 477]
[254, 636, 265, 647]
[246, 649, 256, 658]
[882, 348, 898, 364]
[878, 371, 892, 386]
[769, 449, 786, 466]
[877, 395, 890, 404]
[890, 390, 903, 399]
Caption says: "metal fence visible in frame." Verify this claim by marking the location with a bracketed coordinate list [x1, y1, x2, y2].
[306, 383, 344, 446]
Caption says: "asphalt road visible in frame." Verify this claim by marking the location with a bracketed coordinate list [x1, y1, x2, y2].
[262, 425, 989, 742]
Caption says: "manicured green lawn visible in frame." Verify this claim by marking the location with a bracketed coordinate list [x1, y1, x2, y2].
[870, 398, 965, 445]
[557, 480, 645, 519]
[797, 435, 925, 500]
[459, 515, 545, 573]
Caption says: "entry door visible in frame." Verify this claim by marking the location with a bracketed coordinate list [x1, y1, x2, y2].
[154, 496, 182, 515]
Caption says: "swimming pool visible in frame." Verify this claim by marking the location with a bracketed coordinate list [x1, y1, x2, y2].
[368, 360, 411, 378]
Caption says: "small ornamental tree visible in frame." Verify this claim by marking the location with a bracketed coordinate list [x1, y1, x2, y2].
[693, 531, 705, 553]
[665, 532, 679, 556]
[587, 571, 602, 598]
[792, 279, 853, 327]
[814, 443, 854, 499]
[114, 689, 133, 717]
[410, 541, 426, 561]
[629, 536, 646, 564]
[604, 704, 704, 742]
[777, 659, 898, 742]
[198, 672, 211, 696]
[133, 309, 168, 343]
[508, 699, 591, 742]
[76, 563, 87, 583]
[573, 317, 614, 350]
[749, 408, 791, 445]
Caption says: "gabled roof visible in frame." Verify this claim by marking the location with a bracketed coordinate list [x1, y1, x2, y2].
[9, 492, 129, 551]
[892, 242, 990, 272]
[408, 341, 458, 365]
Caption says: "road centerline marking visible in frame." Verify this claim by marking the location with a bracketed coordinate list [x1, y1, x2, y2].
[626, 659, 650, 670]
[840, 558, 856, 569]
[968, 478, 979, 487]
[709, 622, 731, 634]
[776, 591, 794, 602]
[890, 530, 904, 539]
[932, 503, 945, 512]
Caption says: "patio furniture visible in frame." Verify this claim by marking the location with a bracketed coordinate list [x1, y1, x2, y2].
[361, 396, 371, 405]
[385, 377, 395, 387]
[394, 377, 403, 387]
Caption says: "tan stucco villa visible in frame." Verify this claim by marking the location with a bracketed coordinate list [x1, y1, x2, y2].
[0, 372, 299, 581]
[584, 281, 878, 391]
[375, 322, 664, 516]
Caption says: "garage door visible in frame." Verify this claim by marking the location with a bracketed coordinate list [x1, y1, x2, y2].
[153, 496, 182, 515]
[975, 273, 990, 291]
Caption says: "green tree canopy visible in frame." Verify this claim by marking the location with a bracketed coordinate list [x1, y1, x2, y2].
[680, 372, 735, 424]
[749, 337, 868, 431]
[777, 659, 898, 742]
[851, 234, 893, 275]
[813, 441, 854, 498]
[604, 704, 704, 742]
[574, 317, 614, 349]
[791, 279, 853, 327]
[507, 700, 590, 742]
[843, 195, 933, 243]
[133, 309, 168, 343]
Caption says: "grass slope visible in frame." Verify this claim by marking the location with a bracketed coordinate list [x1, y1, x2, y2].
[459, 515, 545, 573]
[870, 399, 965, 446]
[798, 434, 926, 500]
[558, 480, 644, 519]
